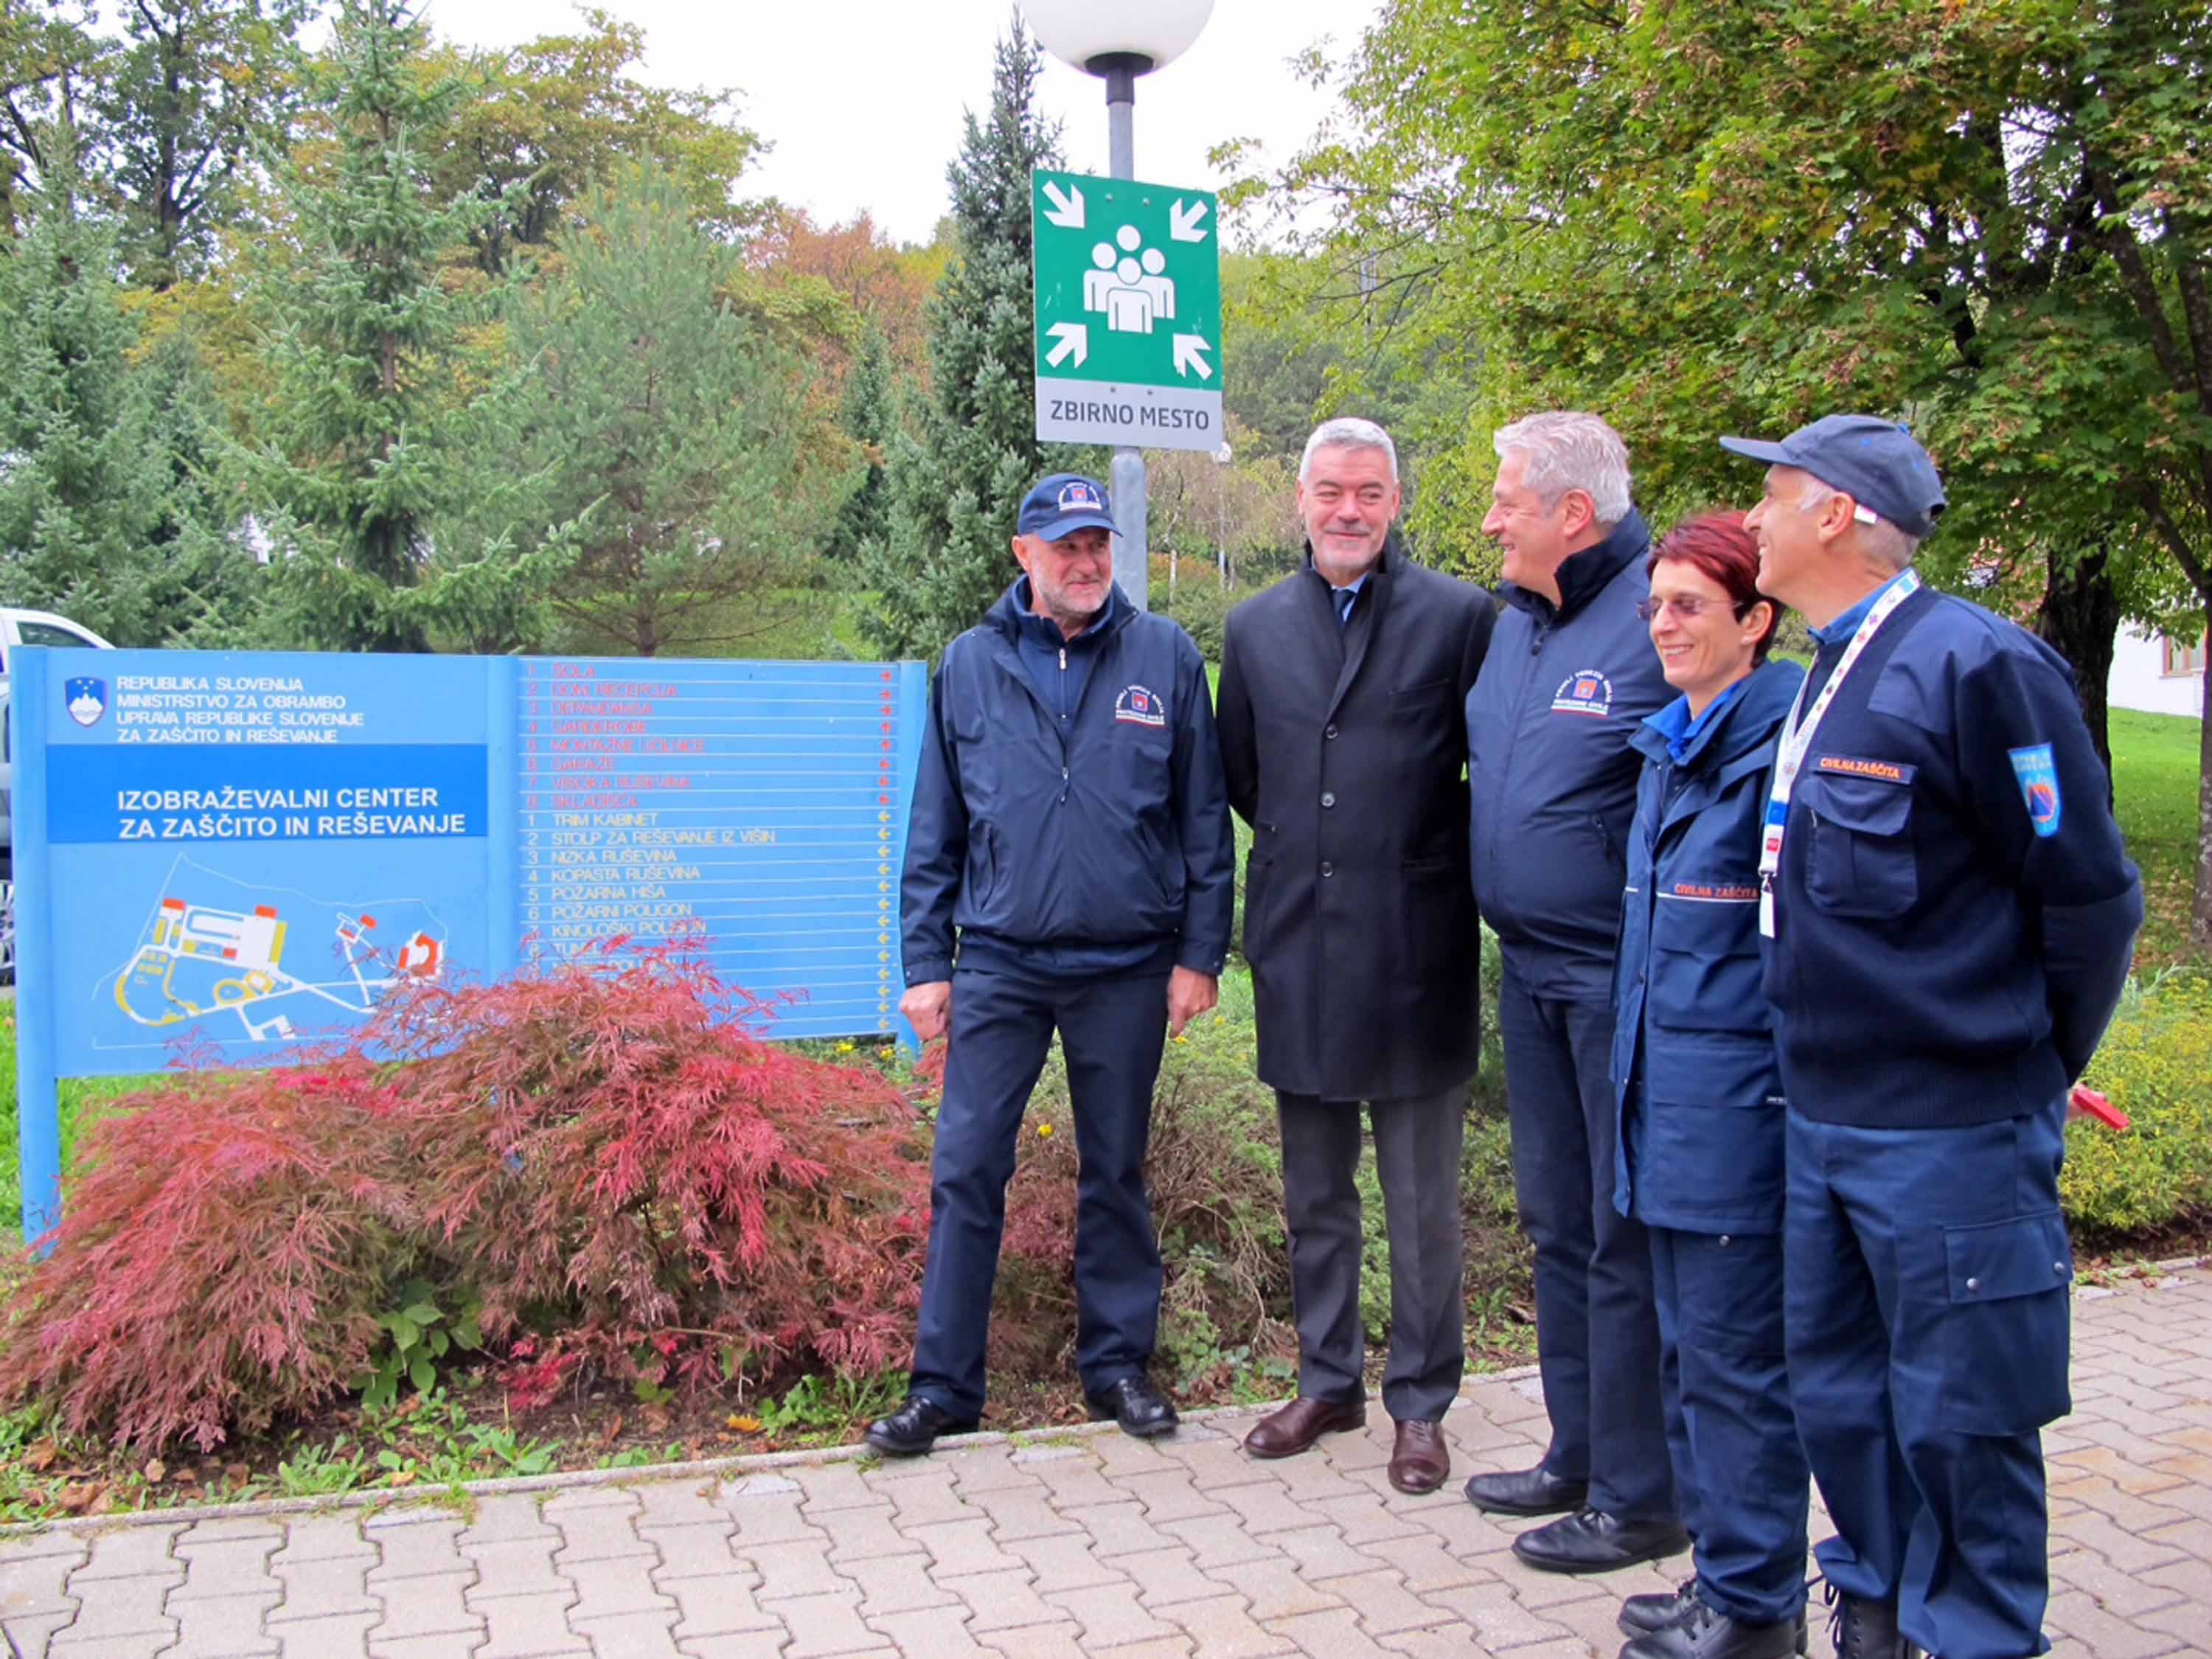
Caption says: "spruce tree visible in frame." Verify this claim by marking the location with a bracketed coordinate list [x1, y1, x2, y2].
[859, 18, 1077, 658]
[466, 160, 827, 656]
[827, 325, 895, 563]
[238, 0, 475, 654]
[0, 130, 191, 644]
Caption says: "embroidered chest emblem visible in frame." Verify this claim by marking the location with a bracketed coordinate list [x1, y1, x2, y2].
[1114, 684, 1167, 727]
[1551, 669, 1614, 718]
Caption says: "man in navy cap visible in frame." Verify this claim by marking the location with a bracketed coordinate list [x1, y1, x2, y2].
[868, 472, 1234, 1456]
[1720, 417, 2142, 1659]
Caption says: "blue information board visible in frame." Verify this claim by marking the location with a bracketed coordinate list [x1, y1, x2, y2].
[10, 647, 928, 1240]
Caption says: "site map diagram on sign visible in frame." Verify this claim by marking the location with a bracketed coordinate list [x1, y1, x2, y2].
[108, 856, 449, 1043]
[1032, 168, 1222, 452]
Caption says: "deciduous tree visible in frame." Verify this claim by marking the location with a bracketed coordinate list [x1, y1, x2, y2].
[425, 8, 760, 279]
[1271, 0, 2212, 945]
[1, 1, 96, 233]
[77, 0, 312, 286]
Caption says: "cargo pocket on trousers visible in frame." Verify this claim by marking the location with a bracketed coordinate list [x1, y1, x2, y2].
[1939, 1209, 2073, 1436]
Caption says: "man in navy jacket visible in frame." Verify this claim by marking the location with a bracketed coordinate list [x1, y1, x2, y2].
[868, 473, 1235, 1458]
[1462, 411, 1684, 1574]
[1723, 416, 2142, 1659]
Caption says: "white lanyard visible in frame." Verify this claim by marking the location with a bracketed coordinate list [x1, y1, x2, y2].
[1758, 570, 1921, 937]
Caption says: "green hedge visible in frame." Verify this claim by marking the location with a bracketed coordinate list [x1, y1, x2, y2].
[2065, 971, 2212, 1237]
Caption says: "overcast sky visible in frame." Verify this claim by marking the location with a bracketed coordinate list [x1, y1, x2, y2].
[412, 0, 1378, 246]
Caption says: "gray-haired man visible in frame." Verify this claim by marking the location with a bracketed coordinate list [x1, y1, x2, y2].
[1462, 411, 1685, 1573]
[1216, 418, 1496, 1496]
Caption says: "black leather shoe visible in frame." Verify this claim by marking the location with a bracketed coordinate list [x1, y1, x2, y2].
[863, 1396, 979, 1457]
[1085, 1375, 1178, 1438]
[1620, 1576, 1700, 1637]
[1463, 1463, 1590, 1517]
[1621, 1598, 1807, 1658]
[1820, 1583, 1924, 1659]
[1512, 1506, 1690, 1575]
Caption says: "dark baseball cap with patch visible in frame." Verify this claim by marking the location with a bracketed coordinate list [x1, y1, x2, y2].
[1018, 473, 1119, 540]
[1718, 414, 1947, 538]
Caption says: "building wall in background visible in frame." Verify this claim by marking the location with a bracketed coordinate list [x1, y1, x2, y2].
[2110, 624, 2207, 720]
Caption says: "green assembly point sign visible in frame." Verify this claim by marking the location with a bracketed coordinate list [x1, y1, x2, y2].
[1031, 168, 1222, 453]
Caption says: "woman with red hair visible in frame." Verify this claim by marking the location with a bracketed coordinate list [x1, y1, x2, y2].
[1604, 512, 1812, 1659]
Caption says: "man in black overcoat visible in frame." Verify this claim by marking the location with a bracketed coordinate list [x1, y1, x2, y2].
[1215, 417, 1497, 1495]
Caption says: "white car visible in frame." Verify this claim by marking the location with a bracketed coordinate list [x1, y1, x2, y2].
[1, 608, 116, 979]
[0, 607, 114, 684]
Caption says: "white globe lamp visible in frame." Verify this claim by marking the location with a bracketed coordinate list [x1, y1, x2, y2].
[1022, 0, 1216, 75]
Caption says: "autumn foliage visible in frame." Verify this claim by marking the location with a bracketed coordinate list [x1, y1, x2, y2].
[0, 945, 933, 1451]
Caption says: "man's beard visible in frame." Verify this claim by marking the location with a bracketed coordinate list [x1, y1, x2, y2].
[1043, 587, 1106, 633]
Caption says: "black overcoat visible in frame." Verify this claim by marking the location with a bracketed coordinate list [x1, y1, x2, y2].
[1216, 543, 1497, 1101]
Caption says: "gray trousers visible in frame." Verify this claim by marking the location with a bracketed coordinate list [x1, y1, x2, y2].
[1276, 1088, 1467, 1422]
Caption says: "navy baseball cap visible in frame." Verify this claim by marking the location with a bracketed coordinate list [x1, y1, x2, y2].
[1018, 473, 1118, 540]
[1718, 414, 1947, 538]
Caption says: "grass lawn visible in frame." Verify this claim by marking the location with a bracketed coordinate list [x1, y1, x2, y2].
[2, 706, 2200, 1240]
[2110, 708, 2203, 969]
[0, 1009, 162, 1240]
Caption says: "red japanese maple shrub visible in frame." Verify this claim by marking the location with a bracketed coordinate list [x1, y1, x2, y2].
[371, 945, 932, 1379]
[0, 1060, 415, 1451]
[0, 944, 933, 1450]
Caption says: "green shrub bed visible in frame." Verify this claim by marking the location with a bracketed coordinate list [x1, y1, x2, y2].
[2067, 970, 2212, 1240]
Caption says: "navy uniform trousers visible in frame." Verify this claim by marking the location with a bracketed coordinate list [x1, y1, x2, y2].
[1648, 1225, 1809, 1624]
[1498, 962, 1675, 1521]
[909, 964, 1171, 1419]
[1786, 1104, 2073, 1659]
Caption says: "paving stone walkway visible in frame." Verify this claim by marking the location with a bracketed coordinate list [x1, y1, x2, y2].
[3, 1265, 2208, 1658]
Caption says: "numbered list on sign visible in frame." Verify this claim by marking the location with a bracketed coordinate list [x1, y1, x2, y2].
[515, 660, 906, 1036]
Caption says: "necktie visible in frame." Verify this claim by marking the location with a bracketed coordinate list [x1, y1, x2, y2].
[1335, 587, 1357, 628]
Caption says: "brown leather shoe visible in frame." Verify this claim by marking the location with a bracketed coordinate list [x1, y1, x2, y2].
[1242, 1396, 1366, 1458]
[1388, 1419, 1450, 1494]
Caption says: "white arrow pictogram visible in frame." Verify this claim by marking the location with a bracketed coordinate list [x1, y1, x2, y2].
[1172, 332, 1213, 380]
[1046, 321, 1089, 368]
[1169, 199, 1210, 242]
[1042, 181, 1085, 229]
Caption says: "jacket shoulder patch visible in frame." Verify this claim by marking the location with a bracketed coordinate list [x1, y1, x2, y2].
[2008, 743, 2062, 837]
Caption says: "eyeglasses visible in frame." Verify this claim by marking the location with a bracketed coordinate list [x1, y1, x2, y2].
[1636, 596, 1751, 622]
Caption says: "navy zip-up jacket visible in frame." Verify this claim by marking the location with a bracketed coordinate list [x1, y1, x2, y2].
[1610, 658, 1804, 1234]
[1762, 583, 2143, 1128]
[901, 580, 1234, 986]
[1465, 510, 1672, 998]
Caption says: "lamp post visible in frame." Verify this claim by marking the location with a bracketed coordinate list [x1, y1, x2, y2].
[1214, 439, 1232, 589]
[1023, 0, 1216, 612]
